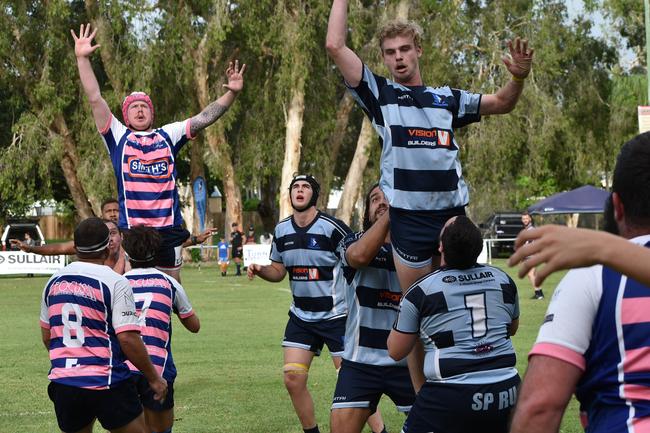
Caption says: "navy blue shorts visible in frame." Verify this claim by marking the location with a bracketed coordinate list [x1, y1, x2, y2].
[155, 227, 190, 270]
[401, 374, 520, 433]
[132, 374, 174, 411]
[332, 359, 415, 413]
[282, 312, 346, 356]
[48, 380, 142, 432]
[389, 206, 466, 267]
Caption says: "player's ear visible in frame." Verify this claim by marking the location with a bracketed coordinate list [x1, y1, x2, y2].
[612, 192, 625, 223]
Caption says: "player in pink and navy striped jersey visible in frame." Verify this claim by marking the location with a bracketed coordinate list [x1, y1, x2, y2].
[40, 218, 166, 433]
[72, 23, 245, 283]
[122, 225, 200, 433]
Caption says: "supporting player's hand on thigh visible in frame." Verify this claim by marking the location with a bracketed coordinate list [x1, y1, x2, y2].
[149, 377, 168, 402]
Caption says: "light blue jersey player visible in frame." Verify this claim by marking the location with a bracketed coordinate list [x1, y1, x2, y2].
[248, 175, 351, 433]
[331, 184, 415, 433]
[388, 216, 520, 433]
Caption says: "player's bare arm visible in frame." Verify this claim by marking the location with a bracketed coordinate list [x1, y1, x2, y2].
[11, 239, 75, 256]
[189, 61, 246, 137]
[247, 261, 287, 282]
[182, 228, 216, 248]
[117, 330, 168, 401]
[180, 313, 200, 333]
[41, 327, 51, 351]
[71, 23, 111, 131]
[387, 329, 417, 362]
[326, 0, 364, 87]
[510, 355, 581, 433]
[345, 212, 389, 269]
[509, 318, 519, 336]
[480, 37, 534, 116]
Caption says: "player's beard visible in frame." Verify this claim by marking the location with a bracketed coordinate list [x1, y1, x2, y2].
[603, 194, 619, 235]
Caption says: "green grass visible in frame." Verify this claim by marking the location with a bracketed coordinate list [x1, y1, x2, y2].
[0, 260, 581, 433]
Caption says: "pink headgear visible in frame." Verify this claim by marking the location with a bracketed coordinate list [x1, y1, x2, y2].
[122, 92, 154, 127]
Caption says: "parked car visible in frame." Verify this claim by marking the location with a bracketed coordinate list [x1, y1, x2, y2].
[479, 212, 523, 257]
[1, 221, 46, 251]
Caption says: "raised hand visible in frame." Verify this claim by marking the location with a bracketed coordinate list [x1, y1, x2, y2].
[502, 37, 534, 80]
[9, 239, 30, 253]
[223, 60, 246, 93]
[70, 23, 100, 58]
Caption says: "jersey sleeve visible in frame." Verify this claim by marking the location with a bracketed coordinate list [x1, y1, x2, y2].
[450, 88, 482, 128]
[329, 218, 353, 259]
[529, 266, 603, 371]
[110, 277, 141, 334]
[100, 114, 128, 158]
[347, 64, 387, 127]
[393, 286, 423, 334]
[171, 280, 195, 319]
[339, 232, 362, 283]
[160, 120, 192, 155]
[40, 288, 50, 329]
[269, 227, 283, 263]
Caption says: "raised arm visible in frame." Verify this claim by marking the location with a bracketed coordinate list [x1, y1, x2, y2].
[480, 37, 534, 115]
[71, 24, 111, 131]
[326, 0, 364, 87]
[345, 212, 389, 268]
[11, 239, 75, 256]
[189, 61, 246, 137]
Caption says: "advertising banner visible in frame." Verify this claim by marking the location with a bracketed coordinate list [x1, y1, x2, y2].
[243, 244, 271, 267]
[0, 251, 66, 275]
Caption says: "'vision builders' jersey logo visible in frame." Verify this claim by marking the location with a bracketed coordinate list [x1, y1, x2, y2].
[406, 128, 451, 147]
[128, 157, 170, 179]
[292, 267, 320, 281]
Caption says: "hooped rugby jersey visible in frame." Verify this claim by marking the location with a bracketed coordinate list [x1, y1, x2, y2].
[270, 211, 351, 322]
[530, 235, 650, 433]
[339, 233, 406, 366]
[394, 264, 519, 385]
[347, 65, 481, 211]
[124, 268, 194, 382]
[40, 261, 140, 390]
[101, 115, 193, 230]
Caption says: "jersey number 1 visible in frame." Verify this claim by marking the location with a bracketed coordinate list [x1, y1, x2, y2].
[464, 293, 487, 338]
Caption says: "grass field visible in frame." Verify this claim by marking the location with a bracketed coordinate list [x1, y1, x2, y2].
[0, 259, 581, 433]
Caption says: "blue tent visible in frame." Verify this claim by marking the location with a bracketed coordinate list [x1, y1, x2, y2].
[527, 185, 610, 215]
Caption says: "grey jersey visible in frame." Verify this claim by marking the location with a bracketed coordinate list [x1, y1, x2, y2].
[347, 65, 482, 211]
[394, 264, 519, 385]
[339, 233, 405, 367]
[270, 211, 351, 322]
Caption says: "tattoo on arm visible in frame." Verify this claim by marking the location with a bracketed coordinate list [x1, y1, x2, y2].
[189, 102, 229, 136]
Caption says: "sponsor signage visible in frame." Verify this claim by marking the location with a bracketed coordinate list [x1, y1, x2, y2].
[0, 251, 66, 275]
[243, 244, 271, 267]
[639, 106, 650, 133]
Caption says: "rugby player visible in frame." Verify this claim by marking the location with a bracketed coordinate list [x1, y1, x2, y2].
[40, 217, 167, 433]
[326, 0, 534, 291]
[248, 175, 351, 433]
[331, 184, 415, 433]
[122, 226, 200, 433]
[511, 133, 650, 433]
[71, 23, 243, 282]
[388, 216, 520, 433]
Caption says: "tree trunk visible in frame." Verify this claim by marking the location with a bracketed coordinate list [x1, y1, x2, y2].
[336, 117, 373, 226]
[318, 92, 356, 209]
[51, 115, 95, 220]
[259, 176, 279, 233]
[279, 79, 306, 220]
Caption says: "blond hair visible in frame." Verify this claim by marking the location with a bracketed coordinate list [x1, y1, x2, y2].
[377, 20, 423, 51]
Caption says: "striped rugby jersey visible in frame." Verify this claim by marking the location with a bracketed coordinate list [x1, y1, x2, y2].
[101, 115, 193, 230]
[530, 235, 650, 433]
[339, 233, 406, 366]
[347, 65, 481, 211]
[124, 268, 194, 382]
[270, 211, 351, 322]
[394, 264, 519, 385]
[39, 261, 140, 390]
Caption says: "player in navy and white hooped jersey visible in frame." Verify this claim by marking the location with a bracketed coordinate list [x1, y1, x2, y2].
[40, 218, 166, 433]
[331, 184, 415, 433]
[511, 133, 650, 433]
[326, 2, 534, 293]
[121, 225, 200, 433]
[72, 23, 245, 282]
[388, 216, 520, 433]
[248, 175, 351, 433]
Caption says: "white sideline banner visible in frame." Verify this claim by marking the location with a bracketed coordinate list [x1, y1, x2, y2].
[243, 244, 272, 266]
[0, 251, 66, 275]
[477, 240, 489, 264]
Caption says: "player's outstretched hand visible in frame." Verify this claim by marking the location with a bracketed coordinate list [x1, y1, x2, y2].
[70, 23, 100, 58]
[247, 263, 262, 280]
[149, 376, 168, 402]
[196, 228, 216, 244]
[223, 60, 246, 94]
[508, 225, 608, 286]
[503, 36, 534, 80]
[9, 239, 31, 253]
